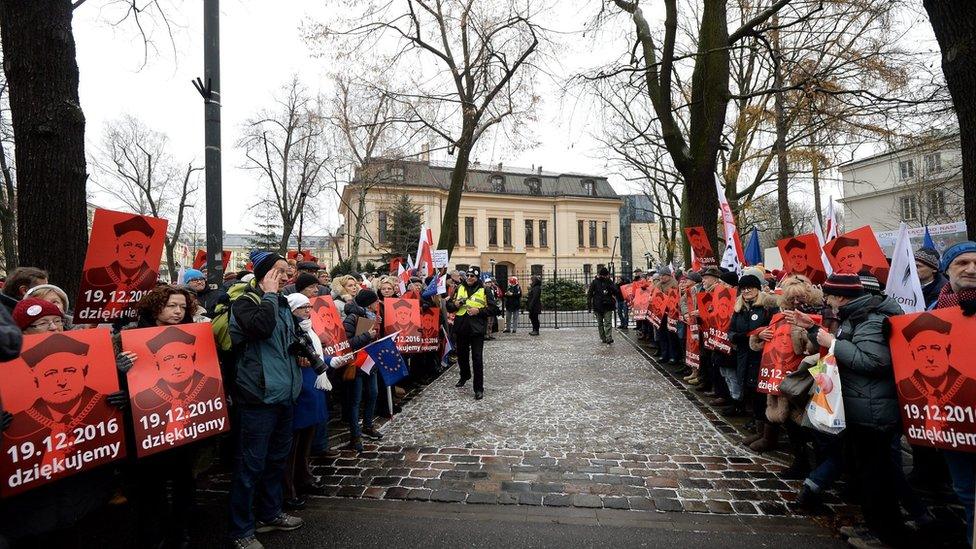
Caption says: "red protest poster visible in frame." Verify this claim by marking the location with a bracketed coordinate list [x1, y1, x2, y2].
[0, 330, 126, 497]
[631, 285, 650, 321]
[705, 286, 735, 354]
[309, 296, 350, 356]
[420, 308, 440, 353]
[383, 297, 422, 354]
[890, 309, 976, 452]
[74, 209, 168, 325]
[121, 323, 228, 458]
[666, 288, 681, 333]
[287, 249, 318, 263]
[192, 249, 232, 271]
[777, 234, 827, 284]
[685, 226, 717, 268]
[649, 287, 668, 329]
[685, 293, 701, 368]
[757, 312, 822, 395]
[823, 225, 890, 285]
[620, 283, 634, 302]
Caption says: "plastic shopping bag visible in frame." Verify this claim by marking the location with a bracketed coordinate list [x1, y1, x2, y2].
[805, 341, 846, 434]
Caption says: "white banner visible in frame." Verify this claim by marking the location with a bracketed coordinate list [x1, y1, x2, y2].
[885, 222, 926, 313]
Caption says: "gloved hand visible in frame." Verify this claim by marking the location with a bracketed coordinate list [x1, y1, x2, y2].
[329, 353, 354, 369]
[116, 351, 137, 373]
[1, 410, 12, 433]
[961, 299, 976, 318]
[314, 372, 333, 392]
[106, 390, 129, 410]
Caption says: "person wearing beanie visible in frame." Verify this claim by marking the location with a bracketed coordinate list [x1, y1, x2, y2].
[915, 246, 947, 309]
[228, 249, 306, 545]
[13, 297, 64, 333]
[447, 266, 490, 400]
[503, 276, 522, 334]
[723, 272, 777, 423]
[588, 265, 624, 346]
[790, 271, 907, 545]
[294, 273, 320, 298]
[720, 270, 739, 288]
[182, 268, 221, 318]
[24, 283, 71, 313]
[858, 274, 884, 296]
[340, 288, 382, 450]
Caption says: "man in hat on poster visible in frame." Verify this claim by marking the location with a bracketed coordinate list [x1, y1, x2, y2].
[831, 235, 885, 281]
[896, 312, 976, 420]
[81, 215, 159, 298]
[783, 238, 821, 281]
[310, 298, 347, 347]
[688, 227, 714, 266]
[389, 298, 419, 336]
[4, 333, 123, 469]
[133, 326, 223, 436]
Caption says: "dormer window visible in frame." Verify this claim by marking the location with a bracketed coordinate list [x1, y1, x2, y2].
[526, 177, 541, 195]
[491, 175, 505, 192]
[390, 165, 405, 181]
[582, 179, 595, 196]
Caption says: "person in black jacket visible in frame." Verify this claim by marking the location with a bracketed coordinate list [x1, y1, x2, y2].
[446, 267, 489, 400]
[502, 276, 522, 334]
[587, 267, 623, 345]
[915, 246, 948, 309]
[525, 276, 542, 336]
[341, 289, 381, 452]
[725, 275, 777, 419]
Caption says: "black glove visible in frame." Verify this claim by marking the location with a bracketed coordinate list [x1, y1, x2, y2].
[1, 410, 12, 433]
[106, 390, 129, 410]
[116, 353, 134, 374]
[961, 300, 976, 318]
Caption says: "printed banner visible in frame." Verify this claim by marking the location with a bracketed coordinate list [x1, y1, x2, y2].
[74, 209, 168, 324]
[758, 312, 822, 395]
[192, 249, 232, 271]
[383, 297, 422, 354]
[699, 286, 735, 354]
[666, 288, 681, 333]
[685, 226, 717, 268]
[0, 330, 126, 497]
[630, 284, 651, 321]
[777, 234, 828, 284]
[121, 323, 228, 458]
[890, 309, 976, 452]
[309, 296, 351, 356]
[649, 288, 666, 329]
[619, 283, 634, 302]
[685, 291, 700, 368]
[420, 307, 441, 353]
[822, 225, 890, 285]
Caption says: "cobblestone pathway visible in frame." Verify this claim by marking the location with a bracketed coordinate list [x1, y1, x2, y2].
[259, 328, 825, 516]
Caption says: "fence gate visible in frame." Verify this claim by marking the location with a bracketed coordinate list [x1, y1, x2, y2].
[493, 269, 623, 329]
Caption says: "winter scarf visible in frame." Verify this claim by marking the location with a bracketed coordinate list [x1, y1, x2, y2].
[935, 283, 976, 316]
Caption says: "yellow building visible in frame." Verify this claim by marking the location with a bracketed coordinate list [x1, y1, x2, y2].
[340, 159, 622, 278]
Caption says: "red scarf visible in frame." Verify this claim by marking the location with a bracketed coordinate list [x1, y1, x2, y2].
[935, 283, 976, 310]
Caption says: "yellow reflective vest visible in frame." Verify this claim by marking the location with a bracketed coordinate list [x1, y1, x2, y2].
[455, 284, 487, 316]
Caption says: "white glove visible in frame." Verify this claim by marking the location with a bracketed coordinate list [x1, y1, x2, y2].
[314, 372, 333, 391]
[329, 353, 354, 369]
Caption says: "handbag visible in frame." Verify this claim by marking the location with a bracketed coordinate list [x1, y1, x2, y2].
[805, 341, 846, 434]
[778, 354, 817, 409]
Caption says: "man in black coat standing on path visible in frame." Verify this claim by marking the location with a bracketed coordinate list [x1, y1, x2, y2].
[525, 276, 542, 336]
[587, 267, 623, 345]
[446, 267, 490, 400]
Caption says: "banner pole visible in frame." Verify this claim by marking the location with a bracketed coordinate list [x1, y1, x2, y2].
[387, 386, 394, 418]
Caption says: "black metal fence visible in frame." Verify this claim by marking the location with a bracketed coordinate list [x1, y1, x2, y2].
[491, 269, 618, 328]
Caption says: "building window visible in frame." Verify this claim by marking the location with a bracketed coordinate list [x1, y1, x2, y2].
[539, 220, 548, 247]
[491, 175, 505, 193]
[928, 189, 946, 216]
[900, 196, 918, 221]
[526, 178, 541, 195]
[589, 220, 597, 248]
[583, 264, 592, 278]
[377, 211, 389, 244]
[602, 221, 608, 248]
[390, 166, 405, 181]
[531, 264, 544, 278]
[577, 220, 584, 248]
[924, 153, 942, 175]
[488, 218, 498, 247]
[456, 264, 469, 273]
[899, 159, 915, 181]
[503, 218, 512, 247]
[464, 216, 475, 246]
[525, 220, 534, 247]
[582, 179, 595, 196]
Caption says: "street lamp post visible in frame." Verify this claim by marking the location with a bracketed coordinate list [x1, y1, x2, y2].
[194, 0, 223, 290]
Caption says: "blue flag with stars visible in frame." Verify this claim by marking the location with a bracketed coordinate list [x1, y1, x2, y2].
[364, 333, 410, 386]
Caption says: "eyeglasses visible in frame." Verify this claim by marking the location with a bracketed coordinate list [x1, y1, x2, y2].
[296, 305, 312, 310]
[29, 318, 63, 330]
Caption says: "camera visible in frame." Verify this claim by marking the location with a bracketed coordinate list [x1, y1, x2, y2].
[288, 340, 325, 372]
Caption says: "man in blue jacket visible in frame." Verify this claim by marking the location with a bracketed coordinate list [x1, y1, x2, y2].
[227, 250, 304, 549]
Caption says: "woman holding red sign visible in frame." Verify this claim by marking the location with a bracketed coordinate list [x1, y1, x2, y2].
[726, 274, 777, 420]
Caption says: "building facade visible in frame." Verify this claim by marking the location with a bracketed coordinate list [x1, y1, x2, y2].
[340, 159, 621, 279]
[838, 135, 966, 238]
[618, 194, 661, 275]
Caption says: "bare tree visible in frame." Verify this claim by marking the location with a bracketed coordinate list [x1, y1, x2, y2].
[91, 115, 201, 282]
[240, 77, 332, 256]
[307, 0, 546, 254]
[0, 73, 17, 271]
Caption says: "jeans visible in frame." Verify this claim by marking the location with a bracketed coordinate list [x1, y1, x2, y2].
[529, 312, 540, 333]
[720, 365, 742, 400]
[457, 334, 485, 392]
[594, 310, 614, 342]
[344, 370, 377, 438]
[505, 309, 520, 332]
[944, 450, 975, 545]
[616, 301, 629, 328]
[229, 403, 294, 539]
[806, 431, 842, 492]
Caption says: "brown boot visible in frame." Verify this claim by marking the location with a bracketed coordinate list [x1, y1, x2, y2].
[742, 420, 765, 446]
[748, 423, 780, 453]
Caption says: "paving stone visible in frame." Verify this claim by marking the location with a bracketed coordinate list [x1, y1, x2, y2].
[654, 498, 683, 512]
[705, 500, 734, 514]
[757, 501, 789, 515]
[603, 497, 631, 510]
[543, 494, 573, 507]
[430, 490, 467, 503]
[628, 497, 656, 511]
[406, 489, 433, 501]
[731, 501, 758, 515]
[383, 487, 410, 500]
[518, 493, 544, 506]
[681, 500, 709, 513]
[573, 494, 604, 508]
[467, 492, 498, 504]
[496, 492, 519, 505]
[398, 478, 426, 488]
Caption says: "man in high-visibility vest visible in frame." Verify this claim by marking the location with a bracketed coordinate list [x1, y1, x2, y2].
[446, 266, 489, 400]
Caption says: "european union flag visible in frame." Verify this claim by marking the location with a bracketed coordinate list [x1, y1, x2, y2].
[364, 334, 410, 386]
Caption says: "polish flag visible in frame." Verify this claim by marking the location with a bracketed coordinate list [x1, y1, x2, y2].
[714, 175, 745, 267]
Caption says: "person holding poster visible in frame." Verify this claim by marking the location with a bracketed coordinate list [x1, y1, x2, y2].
[340, 289, 382, 451]
[725, 274, 777, 419]
[74, 210, 168, 324]
[679, 272, 702, 383]
[928, 241, 976, 544]
[685, 226, 716, 267]
[384, 297, 422, 352]
[653, 268, 678, 361]
[309, 296, 351, 356]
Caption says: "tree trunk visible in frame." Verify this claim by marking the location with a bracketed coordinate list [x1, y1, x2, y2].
[0, 140, 17, 270]
[811, 130, 823, 229]
[924, 1, 976, 240]
[278, 219, 294, 256]
[0, 0, 88, 299]
[772, 18, 794, 238]
[436, 122, 476, 255]
[164, 238, 177, 283]
[349, 185, 368, 267]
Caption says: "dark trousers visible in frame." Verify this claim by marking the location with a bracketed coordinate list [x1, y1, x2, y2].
[457, 335, 485, 392]
[616, 301, 629, 328]
[132, 445, 197, 547]
[847, 425, 904, 539]
[229, 403, 294, 539]
[529, 312, 540, 332]
[284, 426, 315, 500]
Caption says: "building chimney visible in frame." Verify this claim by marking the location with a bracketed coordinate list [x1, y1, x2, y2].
[421, 143, 430, 162]
[537, 165, 542, 175]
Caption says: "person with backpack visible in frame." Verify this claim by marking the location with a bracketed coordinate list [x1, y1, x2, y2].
[227, 250, 324, 549]
[587, 267, 622, 345]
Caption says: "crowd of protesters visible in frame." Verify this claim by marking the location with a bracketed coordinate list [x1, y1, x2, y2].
[597, 241, 976, 548]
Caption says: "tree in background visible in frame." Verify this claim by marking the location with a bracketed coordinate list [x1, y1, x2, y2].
[91, 115, 201, 282]
[245, 197, 283, 252]
[387, 194, 421, 263]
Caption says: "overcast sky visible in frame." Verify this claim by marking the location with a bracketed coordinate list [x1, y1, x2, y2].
[72, 1, 938, 236]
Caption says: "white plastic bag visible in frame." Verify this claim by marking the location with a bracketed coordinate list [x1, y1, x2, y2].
[805, 341, 846, 434]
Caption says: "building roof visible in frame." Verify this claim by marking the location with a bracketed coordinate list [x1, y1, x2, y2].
[837, 133, 959, 171]
[183, 233, 338, 249]
[356, 158, 618, 200]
